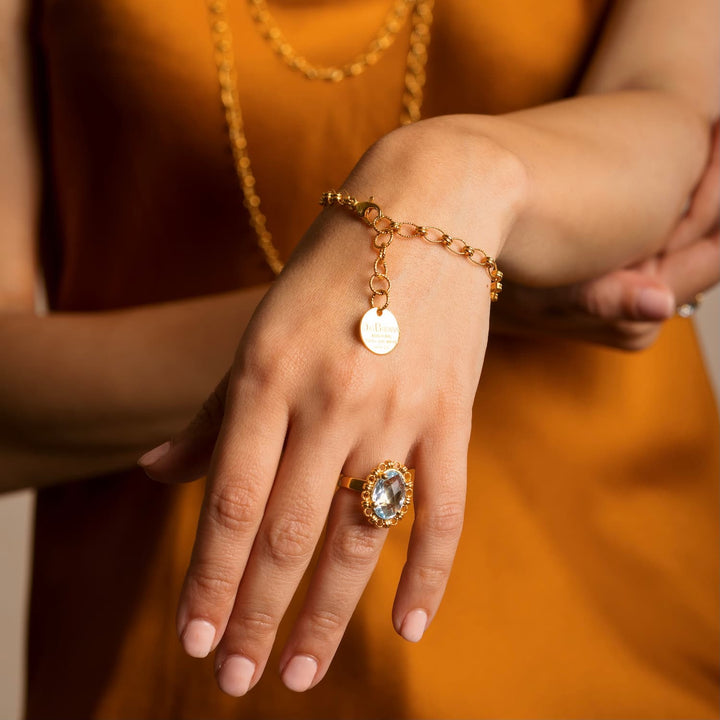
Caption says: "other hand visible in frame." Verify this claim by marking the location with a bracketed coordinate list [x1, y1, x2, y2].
[491, 121, 719, 350]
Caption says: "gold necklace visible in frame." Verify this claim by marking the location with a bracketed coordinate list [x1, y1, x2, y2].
[207, 0, 433, 275]
[248, 0, 415, 82]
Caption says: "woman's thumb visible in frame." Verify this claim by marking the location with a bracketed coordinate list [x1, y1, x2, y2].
[576, 269, 675, 322]
[138, 371, 230, 484]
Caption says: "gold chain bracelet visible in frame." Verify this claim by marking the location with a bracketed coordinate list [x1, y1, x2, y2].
[320, 190, 503, 355]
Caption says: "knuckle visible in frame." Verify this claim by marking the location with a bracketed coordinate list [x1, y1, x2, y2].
[237, 338, 285, 388]
[305, 607, 345, 636]
[261, 510, 316, 567]
[396, 381, 425, 419]
[330, 523, 381, 568]
[407, 560, 451, 593]
[370, 383, 404, 425]
[186, 564, 238, 605]
[206, 483, 258, 535]
[576, 281, 608, 319]
[235, 609, 277, 642]
[319, 351, 375, 411]
[434, 392, 473, 426]
[419, 499, 465, 540]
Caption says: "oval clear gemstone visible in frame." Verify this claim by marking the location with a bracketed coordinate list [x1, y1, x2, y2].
[371, 469, 406, 520]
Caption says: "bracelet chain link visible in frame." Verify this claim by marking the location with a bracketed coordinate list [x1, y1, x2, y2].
[320, 190, 504, 311]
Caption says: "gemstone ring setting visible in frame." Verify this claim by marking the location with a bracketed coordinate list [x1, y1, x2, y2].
[337, 460, 414, 528]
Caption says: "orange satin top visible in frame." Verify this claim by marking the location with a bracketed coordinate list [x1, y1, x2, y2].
[27, 1, 719, 718]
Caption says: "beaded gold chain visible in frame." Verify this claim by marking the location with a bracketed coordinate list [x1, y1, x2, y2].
[321, 191, 503, 354]
[207, 0, 434, 275]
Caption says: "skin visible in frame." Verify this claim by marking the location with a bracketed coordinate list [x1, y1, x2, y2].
[140, 0, 720, 698]
[0, 288, 268, 490]
[0, 0, 717, 699]
[493, 122, 720, 350]
[0, 0, 270, 488]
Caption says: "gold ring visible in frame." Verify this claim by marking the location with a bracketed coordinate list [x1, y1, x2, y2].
[677, 293, 703, 318]
[337, 460, 414, 528]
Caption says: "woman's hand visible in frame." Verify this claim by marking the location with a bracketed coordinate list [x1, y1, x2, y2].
[139, 106, 717, 694]
[492, 122, 720, 350]
[140, 124, 527, 695]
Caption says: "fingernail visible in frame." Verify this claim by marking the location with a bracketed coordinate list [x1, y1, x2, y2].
[636, 288, 674, 320]
[138, 440, 172, 468]
[181, 619, 216, 658]
[281, 654, 317, 693]
[217, 655, 256, 697]
[400, 609, 428, 643]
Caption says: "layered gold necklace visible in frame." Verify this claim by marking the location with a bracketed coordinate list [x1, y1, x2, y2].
[207, 0, 434, 275]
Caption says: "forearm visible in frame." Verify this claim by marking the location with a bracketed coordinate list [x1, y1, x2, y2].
[0, 285, 267, 491]
[351, 0, 718, 288]
[496, 0, 718, 284]
[367, 89, 711, 289]
[473, 89, 711, 284]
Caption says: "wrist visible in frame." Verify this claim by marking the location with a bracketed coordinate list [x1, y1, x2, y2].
[344, 115, 529, 264]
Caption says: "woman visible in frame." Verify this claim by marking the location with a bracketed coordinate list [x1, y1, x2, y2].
[2, 0, 718, 717]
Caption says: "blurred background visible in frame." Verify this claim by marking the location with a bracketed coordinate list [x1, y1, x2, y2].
[0, 290, 718, 719]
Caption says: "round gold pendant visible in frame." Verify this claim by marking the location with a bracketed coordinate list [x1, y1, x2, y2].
[359, 308, 399, 354]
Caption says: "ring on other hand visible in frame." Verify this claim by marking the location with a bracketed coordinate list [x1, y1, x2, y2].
[337, 460, 414, 528]
[677, 293, 704, 318]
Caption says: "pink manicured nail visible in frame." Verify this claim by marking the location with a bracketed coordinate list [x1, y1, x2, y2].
[637, 288, 674, 320]
[181, 618, 216, 658]
[400, 609, 428, 642]
[138, 441, 172, 467]
[281, 655, 317, 692]
[217, 655, 256, 697]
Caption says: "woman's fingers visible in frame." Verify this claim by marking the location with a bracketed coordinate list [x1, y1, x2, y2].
[572, 268, 675, 323]
[392, 420, 469, 643]
[139, 372, 230, 484]
[570, 121, 719, 327]
[276, 485, 387, 692]
[212, 418, 349, 696]
[573, 227, 719, 326]
[176, 377, 289, 659]
[657, 230, 720, 303]
[276, 440, 412, 692]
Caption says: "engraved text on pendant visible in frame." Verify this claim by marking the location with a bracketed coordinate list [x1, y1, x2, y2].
[360, 308, 399, 355]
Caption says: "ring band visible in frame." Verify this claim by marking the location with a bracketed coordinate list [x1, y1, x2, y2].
[337, 460, 414, 528]
[677, 293, 703, 318]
